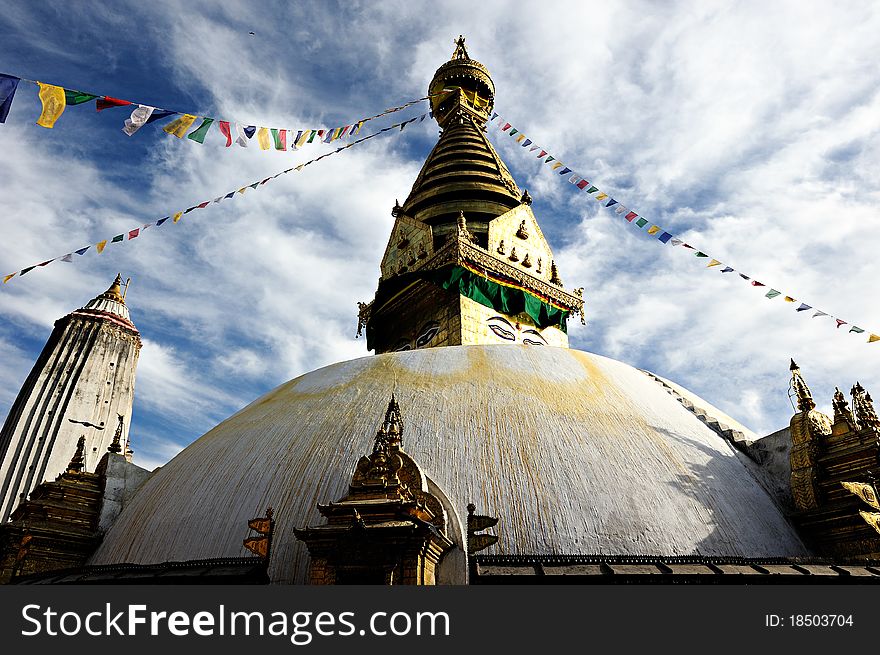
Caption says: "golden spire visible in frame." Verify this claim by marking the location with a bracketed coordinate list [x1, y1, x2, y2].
[852, 383, 880, 431]
[108, 414, 124, 454]
[101, 273, 126, 304]
[789, 359, 815, 412]
[452, 34, 470, 60]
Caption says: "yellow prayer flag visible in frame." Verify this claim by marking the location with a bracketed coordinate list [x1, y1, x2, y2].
[295, 131, 309, 147]
[238, 187, 246, 194]
[96, 240, 108, 254]
[706, 258, 721, 267]
[172, 211, 183, 223]
[869, 334, 880, 343]
[36, 82, 66, 129]
[515, 133, 526, 143]
[647, 226, 661, 235]
[257, 127, 271, 150]
[163, 114, 197, 138]
[595, 193, 608, 201]
[551, 162, 564, 170]
[295, 164, 305, 171]
[3, 273, 15, 284]
[784, 296, 796, 302]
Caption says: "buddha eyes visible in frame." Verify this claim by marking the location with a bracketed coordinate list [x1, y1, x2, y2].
[394, 340, 412, 352]
[522, 338, 545, 346]
[489, 324, 516, 341]
[415, 322, 440, 348]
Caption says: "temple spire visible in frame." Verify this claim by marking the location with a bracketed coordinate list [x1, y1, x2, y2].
[108, 414, 124, 454]
[789, 359, 815, 412]
[452, 35, 469, 60]
[67, 436, 86, 474]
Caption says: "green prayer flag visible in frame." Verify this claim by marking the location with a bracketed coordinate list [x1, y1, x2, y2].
[635, 218, 648, 228]
[64, 89, 98, 105]
[272, 128, 284, 149]
[111, 234, 124, 243]
[765, 289, 781, 299]
[545, 156, 555, 163]
[187, 117, 214, 143]
[695, 252, 708, 257]
[586, 186, 598, 193]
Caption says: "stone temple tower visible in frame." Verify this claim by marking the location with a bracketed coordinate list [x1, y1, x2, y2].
[0, 275, 141, 522]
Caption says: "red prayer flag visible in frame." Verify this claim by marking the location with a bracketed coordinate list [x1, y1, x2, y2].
[96, 96, 131, 111]
[751, 281, 765, 287]
[501, 122, 511, 131]
[197, 201, 210, 209]
[624, 211, 637, 222]
[218, 121, 232, 147]
[836, 319, 847, 328]
[128, 228, 139, 239]
[538, 150, 547, 158]
[576, 180, 589, 189]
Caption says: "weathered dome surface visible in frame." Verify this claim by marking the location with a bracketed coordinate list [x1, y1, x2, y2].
[91, 346, 808, 583]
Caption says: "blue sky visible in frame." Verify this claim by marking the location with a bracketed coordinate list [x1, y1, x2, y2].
[2, 1, 880, 469]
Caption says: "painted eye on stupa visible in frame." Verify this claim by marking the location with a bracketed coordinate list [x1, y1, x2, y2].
[393, 340, 412, 352]
[415, 322, 440, 348]
[487, 316, 516, 341]
[522, 329, 547, 346]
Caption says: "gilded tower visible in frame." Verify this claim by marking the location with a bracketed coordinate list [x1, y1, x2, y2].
[0, 275, 141, 522]
[359, 37, 583, 354]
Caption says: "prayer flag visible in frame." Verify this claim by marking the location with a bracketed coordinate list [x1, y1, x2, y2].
[501, 123, 511, 131]
[658, 232, 673, 243]
[20, 266, 35, 276]
[606, 199, 619, 208]
[224, 191, 235, 199]
[257, 127, 271, 150]
[812, 310, 828, 318]
[545, 156, 555, 163]
[490, 111, 498, 121]
[218, 121, 233, 146]
[144, 109, 174, 124]
[515, 133, 526, 143]
[123, 105, 155, 136]
[74, 247, 89, 255]
[635, 218, 648, 228]
[615, 206, 627, 214]
[172, 211, 183, 223]
[235, 124, 249, 147]
[37, 259, 53, 267]
[522, 139, 532, 147]
[869, 334, 880, 343]
[197, 200, 210, 208]
[353, 121, 364, 134]
[538, 150, 547, 158]
[529, 145, 539, 152]
[96, 240, 108, 253]
[576, 180, 590, 190]
[624, 211, 637, 221]
[184, 205, 198, 213]
[559, 167, 572, 175]
[551, 162, 563, 170]
[751, 281, 765, 287]
[595, 193, 608, 201]
[272, 128, 287, 150]
[96, 96, 131, 111]
[128, 228, 139, 239]
[835, 319, 847, 328]
[671, 239, 684, 247]
[187, 117, 214, 143]
[64, 89, 98, 106]
[765, 289, 781, 298]
[0, 74, 19, 123]
[111, 234, 124, 243]
[156, 217, 169, 226]
[784, 296, 796, 302]
[707, 258, 721, 267]
[36, 82, 66, 128]
[586, 186, 598, 194]
[294, 130, 306, 148]
[850, 326, 865, 334]
[243, 125, 256, 139]
[163, 113, 197, 138]
[738, 273, 749, 279]
[306, 130, 318, 143]
[2, 273, 15, 283]
[796, 303, 811, 312]
[695, 252, 708, 257]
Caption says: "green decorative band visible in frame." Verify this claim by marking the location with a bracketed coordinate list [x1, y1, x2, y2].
[436, 265, 570, 332]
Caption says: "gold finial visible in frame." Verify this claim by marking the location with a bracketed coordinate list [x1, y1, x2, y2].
[520, 189, 532, 206]
[852, 383, 880, 431]
[108, 414, 124, 454]
[382, 394, 404, 450]
[457, 211, 473, 243]
[452, 35, 469, 60]
[789, 360, 815, 412]
[392, 199, 402, 217]
[67, 436, 86, 474]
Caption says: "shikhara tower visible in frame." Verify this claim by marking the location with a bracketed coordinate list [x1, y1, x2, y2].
[0, 275, 141, 522]
[359, 36, 584, 354]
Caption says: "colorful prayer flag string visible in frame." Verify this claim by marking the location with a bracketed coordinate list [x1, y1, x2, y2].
[0, 71, 430, 151]
[488, 112, 879, 345]
[1, 111, 429, 285]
